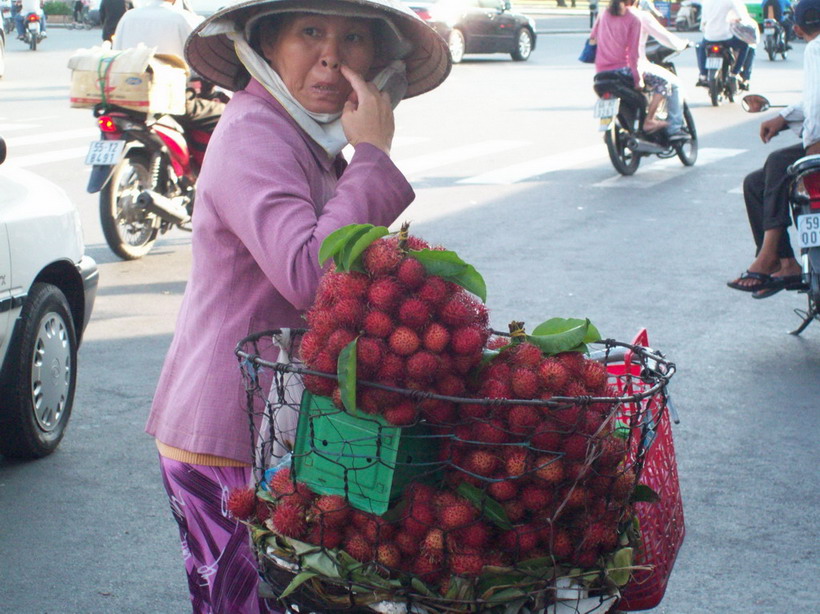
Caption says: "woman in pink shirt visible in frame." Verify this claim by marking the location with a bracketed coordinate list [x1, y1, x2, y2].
[145, 0, 450, 611]
[591, 0, 677, 132]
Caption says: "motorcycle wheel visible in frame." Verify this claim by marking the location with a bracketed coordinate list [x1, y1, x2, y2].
[99, 153, 159, 260]
[604, 122, 640, 176]
[674, 103, 698, 166]
[708, 77, 720, 107]
[29, 34, 36, 51]
[766, 37, 775, 60]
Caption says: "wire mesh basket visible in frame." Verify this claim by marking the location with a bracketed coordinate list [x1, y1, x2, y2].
[234, 327, 678, 614]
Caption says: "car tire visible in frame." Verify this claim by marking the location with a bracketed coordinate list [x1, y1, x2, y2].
[0, 283, 78, 459]
[448, 28, 465, 64]
[511, 28, 533, 61]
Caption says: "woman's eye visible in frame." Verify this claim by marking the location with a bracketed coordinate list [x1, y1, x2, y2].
[302, 27, 320, 37]
[346, 33, 367, 43]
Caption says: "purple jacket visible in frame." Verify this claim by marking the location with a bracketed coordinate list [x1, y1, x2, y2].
[146, 79, 414, 463]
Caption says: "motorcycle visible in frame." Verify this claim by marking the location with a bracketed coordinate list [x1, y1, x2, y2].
[2, 4, 13, 35]
[703, 41, 738, 106]
[762, 17, 788, 61]
[742, 94, 820, 334]
[85, 102, 212, 260]
[21, 11, 44, 50]
[674, 0, 701, 32]
[592, 41, 697, 176]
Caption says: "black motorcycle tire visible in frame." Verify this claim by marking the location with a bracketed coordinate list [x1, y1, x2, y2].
[708, 77, 720, 107]
[29, 34, 36, 51]
[605, 122, 641, 176]
[674, 103, 698, 166]
[100, 152, 159, 260]
[766, 36, 775, 60]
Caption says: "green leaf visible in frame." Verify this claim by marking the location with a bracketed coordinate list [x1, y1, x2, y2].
[302, 550, 342, 578]
[485, 587, 527, 603]
[631, 483, 661, 503]
[319, 224, 373, 266]
[411, 249, 487, 302]
[607, 547, 634, 587]
[456, 482, 513, 530]
[280, 571, 319, 599]
[526, 319, 594, 356]
[410, 577, 436, 597]
[335, 226, 379, 271]
[342, 226, 390, 271]
[337, 339, 357, 411]
[532, 317, 602, 342]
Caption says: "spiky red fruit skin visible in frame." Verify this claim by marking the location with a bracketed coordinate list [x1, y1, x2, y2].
[356, 336, 384, 370]
[398, 297, 431, 330]
[472, 419, 510, 444]
[510, 367, 540, 399]
[305, 524, 343, 549]
[363, 238, 403, 276]
[326, 328, 358, 357]
[520, 485, 553, 511]
[331, 298, 365, 329]
[377, 543, 402, 569]
[298, 330, 322, 364]
[357, 513, 395, 544]
[271, 502, 308, 538]
[403, 501, 436, 537]
[367, 277, 403, 311]
[438, 499, 478, 530]
[422, 323, 451, 354]
[462, 448, 498, 477]
[376, 353, 405, 381]
[397, 257, 427, 289]
[312, 495, 351, 527]
[482, 378, 512, 400]
[449, 548, 484, 576]
[383, 400, 417, 426]
[406, 351, 439, 383]
[582, 359, 609, 394]
[534, 454, 564, 484]
[453, 522, 491, 549]
[450, 326, 486, 355]
[487, 478, 518, 502]
[509, 342, 543, 367]
[538, 358, 570, 393]
[362, 310, 394, 338]
[503, 500, 527, 523]
[437, 373, 466, 397]
[507, 404, 541, 435]
[421, 528, 446, 560]
[563, 433, 590, 461]
[344, 532, 374, 562]
[486, 362, 512, 384]
[438, 294, 475, 328]
[499, 526, 539, 555]
[531, 427, 563, 453]
[256, 501, 273, 523]
[388, 326, 421, 356]
[412, 555, 443, 583]
[417, 276, 450, 306]
[227, 487, 257, 521]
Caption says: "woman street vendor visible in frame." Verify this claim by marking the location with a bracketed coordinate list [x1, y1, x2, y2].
[145, 0, 450, 611]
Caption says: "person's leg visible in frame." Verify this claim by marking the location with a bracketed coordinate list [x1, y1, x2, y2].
[15, 13, 24, 37]
[158, 456, 284, 614]
[643, 92, 668, 131]
[728, 38, 748, 75]
[740, 45, 754, 82]
[696, 39, 707, 82]
[644, 64, 683, 134]
[39, 9, 46, 32]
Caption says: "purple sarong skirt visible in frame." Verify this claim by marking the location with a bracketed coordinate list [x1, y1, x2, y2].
[159, 455, 283, 614]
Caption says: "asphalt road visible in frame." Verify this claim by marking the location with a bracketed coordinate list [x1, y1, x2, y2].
[0, 21, 818, 614]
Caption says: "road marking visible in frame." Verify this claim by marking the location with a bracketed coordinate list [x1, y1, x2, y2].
[5, 128, 98, 147]
[591, 147, 747, 188]
[397, 140, 527, 177]
[6, 147, 91, 168]
[457, 144, 605, 184]
[0, 123, 41, 132]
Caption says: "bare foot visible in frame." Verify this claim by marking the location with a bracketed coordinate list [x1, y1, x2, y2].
[643, 118, 669, 133]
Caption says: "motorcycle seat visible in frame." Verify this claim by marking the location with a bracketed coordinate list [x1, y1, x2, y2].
[788, 154, 820, 177]
[593, 71, 645, 108]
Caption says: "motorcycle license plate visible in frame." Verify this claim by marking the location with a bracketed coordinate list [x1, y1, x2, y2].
[85, 140, 125, 166]
[764, 27, 775, 35]
[796, 213, 820, 248]
[27, 21, 38, 32]
[594, 97, 618, 131]
[705, 57, 722, 69]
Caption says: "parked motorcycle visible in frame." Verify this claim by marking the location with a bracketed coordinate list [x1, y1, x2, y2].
[21, 11, 44, 50]
[762, 17, 788, 61]
[674, 0, 701, 31]
[593, 41, 697, 176]
[742, 94, 820, 334]
[85, 103, 211, 260]
[703, 41, 738, 106]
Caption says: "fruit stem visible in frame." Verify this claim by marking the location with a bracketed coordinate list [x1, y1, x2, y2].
[398, 221, 411, 253]
[508, 321, 527, 341]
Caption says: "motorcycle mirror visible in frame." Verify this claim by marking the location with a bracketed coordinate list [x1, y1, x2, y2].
[741, 94, 771, 113]
[0, 137, 6, 166]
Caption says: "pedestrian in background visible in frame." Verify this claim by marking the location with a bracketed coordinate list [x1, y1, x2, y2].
[99, 0, 127, 42]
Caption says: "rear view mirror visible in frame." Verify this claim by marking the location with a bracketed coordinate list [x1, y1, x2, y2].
[741, 94, 771, 113]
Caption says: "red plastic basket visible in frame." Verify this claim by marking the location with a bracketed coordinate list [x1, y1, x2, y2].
[606, 329, 685, 611]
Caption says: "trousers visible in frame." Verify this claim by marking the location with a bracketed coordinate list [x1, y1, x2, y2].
[743, 142, 806, 259]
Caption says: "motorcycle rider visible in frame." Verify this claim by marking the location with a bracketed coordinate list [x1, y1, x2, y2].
[14, 0, 45, 40]
[695, 0, 754, 89]
[762, 0, 794, 47]
[727, 0, 820, 297]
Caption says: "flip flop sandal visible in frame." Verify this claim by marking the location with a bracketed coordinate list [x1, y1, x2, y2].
[726, 270, 773, 292]
[752, 275, 807, 299]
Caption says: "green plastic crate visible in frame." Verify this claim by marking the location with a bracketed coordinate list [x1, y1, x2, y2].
[292, 391, 441, 515]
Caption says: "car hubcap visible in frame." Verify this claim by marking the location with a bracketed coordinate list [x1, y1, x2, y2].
[30, 311, 71, 431]
[450, 32, 464, 60]
[519, 33, 531, 57]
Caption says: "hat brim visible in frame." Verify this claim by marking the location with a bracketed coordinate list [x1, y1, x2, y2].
[185, 0, 451, 98]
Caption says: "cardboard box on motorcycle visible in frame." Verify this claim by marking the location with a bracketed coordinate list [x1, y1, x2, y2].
[68, 44, 189, 116]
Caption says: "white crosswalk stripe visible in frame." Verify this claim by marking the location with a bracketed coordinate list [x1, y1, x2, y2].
[7, 147, 93, 169]
[5, 128, 98, 147]
[458, 145, 605, 185]
[396, 140, 527, 177]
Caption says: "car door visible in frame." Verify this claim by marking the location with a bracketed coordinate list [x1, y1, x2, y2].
[478, 0, 516, 50]
[455, 0, 495, 52]
[0, 222, 11, 357]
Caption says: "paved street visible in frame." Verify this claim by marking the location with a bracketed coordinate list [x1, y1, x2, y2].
[0, 12, 818, 614]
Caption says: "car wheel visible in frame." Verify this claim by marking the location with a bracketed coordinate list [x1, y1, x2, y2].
[0, 283, 78, 459]
[448, 28, 465, 64]
[511, 28, 533, 61]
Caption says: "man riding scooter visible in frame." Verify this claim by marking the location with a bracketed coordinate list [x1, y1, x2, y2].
[14, 0, 46, 41]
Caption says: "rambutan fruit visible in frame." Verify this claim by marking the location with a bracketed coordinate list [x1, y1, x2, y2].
[538, 358, 570, 394]
[403, 501, 436, 537]
[509, 342, 543, 367]
[297, 330, 323, 364]
[520, 485, 553, 512]
[438, 498, 478, 530]
[398, 297, 431, 330]
[596, 436, 627, 470]
[394, 531, 420, 556]
[510, 367, 540, 399]
[472, 418, 510, 444]
[487, 336, 510, 350]
[362, 310, 394, 338]
[531, 427, 563, 452]
[550, 529, 573, 559]
[485, 362, 512, 384]
[362, 237, 403, 276]
[453, 522, 491, 549]
[344, 532, 374, 562]
[256, 501, 272, 523]
[610, 468, 637, 503]
[421, 528, 446, 560]
[562, 433, 590, 461]
[226, 487, 257, 521]
[502, 500, 527, 523]
[331, 298, 365, 329]
[450, 326, 486, 355]
[563, 461, 591, 482]
[383, 400, 417, 426]
[561, 485, 590, 509]
[356, 336, 384, 371]
[481, 378, 512, 400]
[436, 373, 466, 397]
[406, 350, 439, 383]
[422, 322, 451, 354]
[326, 328, 358, 357]
[305, 307, 337, 337]
[570, 549, 599, 569]
[533, 454, 564, 485]
[336, 271, 370, 297]
[271, 502, 308, 538]
[458, 401, 490, 420]
[357, 513, 395, 544]
[305, 524, 343, 549]
[375, 353, 404, 382]
[420, 399, 456, 424]
[388, 326, 421, 356]
[499, 525, 539, 554]
[314, 272, 341, 309]
[487, 478, 518, 502]
[376, 543, 402, 569]
[582, 359, 609, 394]
[438, 293, 478, 328]
[462, 448, 499, 477]
[406, 236, 431, 251]
[449, 548, 484, 576]
[311, 495, 351, 527]
[507, 404, 541, 435]
[504, 448, 531, 478]
[556, 351, 586, 377]
[412, 555, 443, 583]
[397, 257, 427, 289]
[553, 404, 582, 429]
[417, 276, 450, 306]
[367, 277, 403, 311]
[452, 353, 482, 375]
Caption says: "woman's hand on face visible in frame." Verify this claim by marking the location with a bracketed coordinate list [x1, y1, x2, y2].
[340, 64, 395, 156]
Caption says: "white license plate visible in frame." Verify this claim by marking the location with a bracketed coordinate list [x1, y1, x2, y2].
[705, 57, 723, 69]
[594, 97, 619, 118]
[797, 213, 820, 248]
[85, 140, 125, 166]
[764, 27, 775, 34]
[27, 21, 38, 31]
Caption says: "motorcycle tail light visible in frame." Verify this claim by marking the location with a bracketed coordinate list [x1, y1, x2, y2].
[803, 173, 820, 210]
[27, 13, 39, 22]
[97, 116, 119, 133]
[709, 45, 721, 53]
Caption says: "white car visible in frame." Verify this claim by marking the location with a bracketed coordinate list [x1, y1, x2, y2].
[0, 137, 98, 458]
